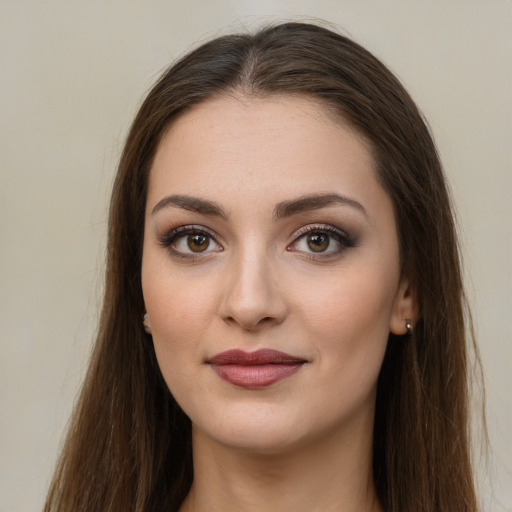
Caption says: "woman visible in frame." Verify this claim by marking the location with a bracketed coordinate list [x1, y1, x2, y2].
[44, 22, 481, 511]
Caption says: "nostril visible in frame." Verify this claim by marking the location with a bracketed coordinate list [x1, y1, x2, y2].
[218, 273, 288, 330]
[222, 314, 279, 331]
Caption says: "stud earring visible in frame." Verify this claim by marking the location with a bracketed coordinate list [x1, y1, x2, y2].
[404, 318, 413, 336]
[142, 313, 152, 333]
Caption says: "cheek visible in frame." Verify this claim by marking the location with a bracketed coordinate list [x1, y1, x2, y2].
[143, 271, 224, 424]
[141, 254, 213, 385]
[297, 267, 397, 332]
[145, 292, 208, 405]
[144, 280, 212, 357]
[142, 244, 217, 329]
[292, 257, 399, 373]
[305, 272, 396, 420]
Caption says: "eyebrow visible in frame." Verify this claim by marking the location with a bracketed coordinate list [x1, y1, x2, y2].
[151, 194, 227, 218]
[151, 192, 368, 220]
[273, 193, 369, 220]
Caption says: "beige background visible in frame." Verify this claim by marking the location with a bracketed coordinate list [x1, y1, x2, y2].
[0, 1, 510, 511]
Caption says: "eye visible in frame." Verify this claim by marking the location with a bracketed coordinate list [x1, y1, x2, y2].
[288, 225, 354, 258]
[159, 225, 222, 258]
[303, 232, 330, 252]
[177, 233, 212, 253]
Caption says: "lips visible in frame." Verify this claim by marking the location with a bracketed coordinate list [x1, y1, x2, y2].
[208, 349, 306, 389]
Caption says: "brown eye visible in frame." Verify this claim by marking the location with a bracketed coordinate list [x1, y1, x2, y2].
[287, 225, 352, 259]
[160, 226, 222, 258]
[187, 234, 210, 252]
[307, 233, 330, 252]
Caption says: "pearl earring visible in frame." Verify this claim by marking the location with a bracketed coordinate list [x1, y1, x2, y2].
[142, 313, 152, 333]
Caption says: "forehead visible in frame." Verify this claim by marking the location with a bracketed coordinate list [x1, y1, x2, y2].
[147, 94, 388, 223]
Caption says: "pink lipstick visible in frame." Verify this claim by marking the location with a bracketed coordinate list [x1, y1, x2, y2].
[208, 349, 306, 389]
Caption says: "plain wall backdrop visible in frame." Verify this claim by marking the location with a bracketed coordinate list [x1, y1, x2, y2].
[0, 1, 510, 511]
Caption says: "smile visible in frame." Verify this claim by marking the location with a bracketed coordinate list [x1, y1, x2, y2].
[208, 349, 306, 389]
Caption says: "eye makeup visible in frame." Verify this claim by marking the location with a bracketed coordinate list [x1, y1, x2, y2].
[157, 224, 223, 261]
[156, 220, 356, 264]
[287, 223, 356, 261]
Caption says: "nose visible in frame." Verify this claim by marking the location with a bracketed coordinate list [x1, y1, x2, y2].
[218, 249, 288, 331]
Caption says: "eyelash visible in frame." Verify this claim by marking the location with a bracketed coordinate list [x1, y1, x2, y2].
[158, 225, 222, 260]
[287, 224, 355, 260]
[158, 223, 355, 261]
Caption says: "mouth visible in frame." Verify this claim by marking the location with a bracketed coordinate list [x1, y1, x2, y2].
[207, 349, 307, 389]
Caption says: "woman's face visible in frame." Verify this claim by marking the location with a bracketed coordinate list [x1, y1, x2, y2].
[142, 95, 414, 453]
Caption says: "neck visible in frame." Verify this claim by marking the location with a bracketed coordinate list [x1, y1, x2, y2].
[180, 421, 382, 512]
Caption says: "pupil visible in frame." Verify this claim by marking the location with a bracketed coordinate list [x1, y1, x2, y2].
[188, 234, 209, 252]
[308, 233, 329, 252]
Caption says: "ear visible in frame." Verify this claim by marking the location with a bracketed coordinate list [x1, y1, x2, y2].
[389, 276, 418, 335]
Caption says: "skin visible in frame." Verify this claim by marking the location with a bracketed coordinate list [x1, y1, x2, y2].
[141, 94, 416, 512]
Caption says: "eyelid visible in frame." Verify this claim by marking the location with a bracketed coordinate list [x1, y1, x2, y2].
[292, 223, 349, 239]
[158, 224, 223, 259]
[287, 223, 355, 257]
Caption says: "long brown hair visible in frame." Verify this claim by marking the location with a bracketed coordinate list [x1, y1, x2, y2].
[45, 22, 481, 511]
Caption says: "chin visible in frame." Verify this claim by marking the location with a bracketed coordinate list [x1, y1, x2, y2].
[207, 427, 302, 455]
[191, 404, 311, 455]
